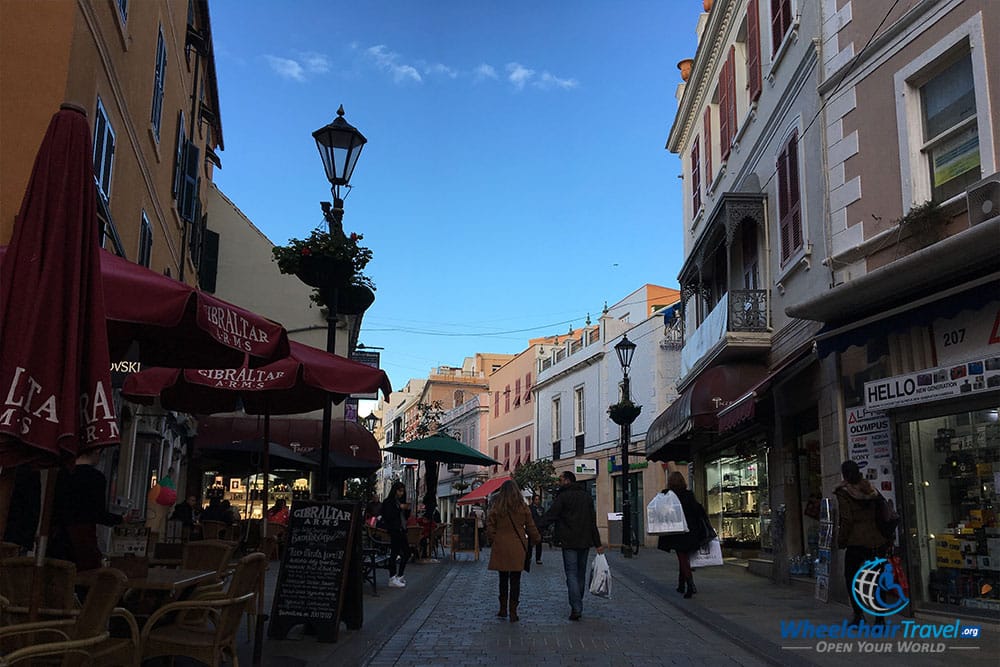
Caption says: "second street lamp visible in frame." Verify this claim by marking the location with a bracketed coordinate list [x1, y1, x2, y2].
[312, 105, 367, 499]
[613, 334, 638, 558]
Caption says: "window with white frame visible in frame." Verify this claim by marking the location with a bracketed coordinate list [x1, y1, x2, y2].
[551, 397, 561, 441]
[895, 18, 994, 209]
[92, 97, 115, 202]
[919, 53, 980, 202]
[151, 27, 167, 141]
[138, 212, 153, 267]
[573, 386, 585, 435]
[770, 0, 793, 54]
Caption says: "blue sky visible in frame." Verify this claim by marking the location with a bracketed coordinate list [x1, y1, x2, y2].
[210, 1, 698, 390]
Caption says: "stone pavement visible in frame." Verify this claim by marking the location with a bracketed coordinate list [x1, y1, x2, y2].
[232, 546, 999, 666]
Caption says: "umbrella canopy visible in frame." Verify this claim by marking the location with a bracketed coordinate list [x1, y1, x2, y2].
[0, 246, 290, 369]
[0, 106, 118, 467]
[196, 439, 318, 473]
[121, 340, 392, 414]
[385, 433, 499, 466]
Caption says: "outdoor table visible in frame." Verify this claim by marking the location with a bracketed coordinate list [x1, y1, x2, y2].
[76, 567, 219, 620]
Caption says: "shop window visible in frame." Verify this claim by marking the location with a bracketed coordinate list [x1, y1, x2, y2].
[897, 407, 999, 612]
[705, 450, 768, 552]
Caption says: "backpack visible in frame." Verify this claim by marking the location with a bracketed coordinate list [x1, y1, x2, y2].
[874, 492, 899, 541]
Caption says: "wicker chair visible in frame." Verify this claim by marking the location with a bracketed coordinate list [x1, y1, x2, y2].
[199, 520, 231, 541]
[140, 553, 267, 667]
[180, 539, 237, 598]
[0, 567, 132, 667]
[0, 557, 78, 626]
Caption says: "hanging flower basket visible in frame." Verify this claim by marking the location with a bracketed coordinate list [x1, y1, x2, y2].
[272, 225, 375, 291]
[608, 400, 642, 426]
[320, 284, 376, 315]
[296, 254, 355, 289]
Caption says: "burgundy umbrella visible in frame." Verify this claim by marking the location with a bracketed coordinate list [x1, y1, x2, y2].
[0, 246, 290, 369]
[0, 106, 118, 468]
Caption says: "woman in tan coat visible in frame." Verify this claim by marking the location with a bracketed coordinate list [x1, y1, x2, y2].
[486, 480, 541, 622]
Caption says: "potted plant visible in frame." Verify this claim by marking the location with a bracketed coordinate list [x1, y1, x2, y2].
[896, 200, 949, 248]
[608, 399, 642, 426]
[272, 224, 375, 309]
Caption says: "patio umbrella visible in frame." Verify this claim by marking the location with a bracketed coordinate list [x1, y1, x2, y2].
[385, 434, 499, 522]
[0, 105, 118, 616]
[0, 246, 291, 369]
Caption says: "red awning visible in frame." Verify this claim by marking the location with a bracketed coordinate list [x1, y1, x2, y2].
[457, 475, 511, 506]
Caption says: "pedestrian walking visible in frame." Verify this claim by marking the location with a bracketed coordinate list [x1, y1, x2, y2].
[529, 495, 544, 564]
[537, 471, 604, 621]
[486, 480, 541, 622]
[379, 481, 411, 588]
[655, 471, 710, 599]
[835, 460, 888, 625]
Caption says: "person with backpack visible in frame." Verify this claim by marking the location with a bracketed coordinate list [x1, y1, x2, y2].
[835, 460, 890, 626]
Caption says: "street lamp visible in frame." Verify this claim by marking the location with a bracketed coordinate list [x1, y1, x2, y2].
[312, 105, 367, 499]
[362, 412, 379, 433]
[614, 334, 637, 558]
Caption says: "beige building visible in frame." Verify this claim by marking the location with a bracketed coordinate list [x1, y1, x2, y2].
[487, 345, 542, 477]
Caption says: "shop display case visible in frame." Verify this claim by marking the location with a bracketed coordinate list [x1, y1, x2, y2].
[706, 454, 764, 549]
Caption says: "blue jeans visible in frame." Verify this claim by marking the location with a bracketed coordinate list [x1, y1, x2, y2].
[562, 548, 590, 614]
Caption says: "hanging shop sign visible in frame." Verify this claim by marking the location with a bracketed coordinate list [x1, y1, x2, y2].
[863, 356, 1000, 411]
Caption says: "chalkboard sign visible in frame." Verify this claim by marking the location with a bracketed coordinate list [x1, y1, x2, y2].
[451, 517, 479, 560]
[268, 500, 361, 642]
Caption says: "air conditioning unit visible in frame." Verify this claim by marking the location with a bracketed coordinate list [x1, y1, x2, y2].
[966, 172, 999, 226]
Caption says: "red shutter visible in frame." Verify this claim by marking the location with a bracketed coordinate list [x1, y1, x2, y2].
[719, 61, 731, 161]
[690, 137, 701, 214]
[703, 107, 713, 185]
[787, 131, 802, 250]
[777, 144, 791, 261]
[727, 46, 738, 142]
[747, 0, 761, 102]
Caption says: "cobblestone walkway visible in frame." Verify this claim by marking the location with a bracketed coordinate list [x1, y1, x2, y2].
[366, 553, 770, 666]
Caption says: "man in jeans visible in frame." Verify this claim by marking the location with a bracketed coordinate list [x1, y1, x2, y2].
[538, 471, 604, 620]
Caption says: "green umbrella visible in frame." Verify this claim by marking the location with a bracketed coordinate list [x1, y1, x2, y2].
[385, 433, 499, 466]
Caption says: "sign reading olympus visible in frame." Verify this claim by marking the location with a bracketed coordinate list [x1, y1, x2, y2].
[864, 356, 1000, 411]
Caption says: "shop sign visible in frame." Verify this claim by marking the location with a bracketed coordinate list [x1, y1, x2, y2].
[349, 350, 381, 399]
[607, 456, 649, 473]
[574, 458, 597, 476]
[932, 299, 1000, 367]
[846, 406, 896, 507]
[863, 356, 1000, 411]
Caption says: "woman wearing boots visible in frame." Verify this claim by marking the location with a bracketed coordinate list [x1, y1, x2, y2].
[656, 471, 710, 598]
[486, 480, 540, 622]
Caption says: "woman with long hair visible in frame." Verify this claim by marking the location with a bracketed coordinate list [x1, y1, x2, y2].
[379, 481, 411, 588]
[656, 471, 710, 598]
[486, 480, 541, 622]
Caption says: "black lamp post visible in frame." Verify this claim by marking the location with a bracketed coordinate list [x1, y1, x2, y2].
[614, 334, 637, 558]
[362, 412, 379, 433]
[312, 105, 367, 499]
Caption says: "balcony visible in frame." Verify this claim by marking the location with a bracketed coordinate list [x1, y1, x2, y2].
[680, 289, 771, 379]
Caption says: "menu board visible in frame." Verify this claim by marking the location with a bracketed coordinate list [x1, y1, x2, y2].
[268, 500, 361, 642]
[451, 517, 479, 559]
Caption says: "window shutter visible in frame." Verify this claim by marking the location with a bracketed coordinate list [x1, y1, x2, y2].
[777, 144, 791, 261]
[787, 132, 802, 250]
[727, 46, 738, 142]
[180, 140, 200, 222]
[703, 107, 713, 185]
[747, 0, 761, 102]
[198, 229, 219, 292]
[172, 112, 186, 198]
[719, 62, 731, 161]
[770, 0, 783, 52]
[691, 137, 701, 215]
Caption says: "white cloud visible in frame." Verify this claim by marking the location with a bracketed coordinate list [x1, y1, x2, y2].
[473, 63, 498, 82]
[264, 55, 305, 82]
[366, 45, 422, 83]
[300, 52, 330, 74]
[536, 71, 578, 90]
[506, 62, 535, 90]
[425, 63, 458, 79]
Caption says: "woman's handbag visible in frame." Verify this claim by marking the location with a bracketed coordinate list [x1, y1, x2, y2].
[508, 514, 531, 572]
[647, 491, 689, 535]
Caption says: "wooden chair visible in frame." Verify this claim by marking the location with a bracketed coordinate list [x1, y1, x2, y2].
[406, 525, 422, 561]
[430, 524, 447, 560]
[140, 553, 267, 667]
[263, 522, 286, 561]
[199, 520, 231, 541]
[362, 528, 391, 593]
[0, 568, 133, 667]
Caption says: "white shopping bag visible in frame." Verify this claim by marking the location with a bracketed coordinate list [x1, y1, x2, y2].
[689, 538, 724, 568]
[588, 553, 611, 598]
[646, 491, 689, 535]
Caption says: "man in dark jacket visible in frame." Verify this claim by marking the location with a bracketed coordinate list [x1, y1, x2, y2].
[538, 471, 604, 620]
